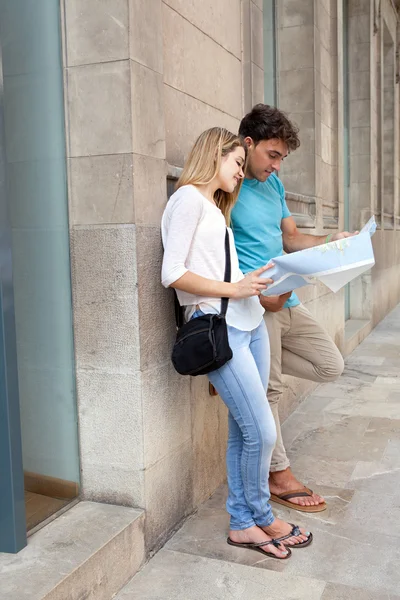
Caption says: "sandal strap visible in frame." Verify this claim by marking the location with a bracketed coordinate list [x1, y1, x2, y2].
[278, 489, 313, 501]
[274, 524, 301, 542]
[250, 539, 276, 548]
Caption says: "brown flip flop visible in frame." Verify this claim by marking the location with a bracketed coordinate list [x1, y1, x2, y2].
[227, 537, 291, 560]
[270, 487, 327, 513]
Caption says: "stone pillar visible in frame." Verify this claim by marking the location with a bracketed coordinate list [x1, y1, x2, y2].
[64, 0, 146, 509]
[63, 0, 192, 552]
[242, 0, 265, 112]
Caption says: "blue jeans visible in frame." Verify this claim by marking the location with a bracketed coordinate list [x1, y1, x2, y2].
[193, 311, 276, 530]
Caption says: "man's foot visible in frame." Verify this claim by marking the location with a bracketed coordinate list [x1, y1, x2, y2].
[261, 518, 311, 548]
[228, 525, 289, 559]
[269, 467, 325, 508]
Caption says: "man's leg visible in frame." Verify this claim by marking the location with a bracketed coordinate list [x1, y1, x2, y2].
[281, 304, 344, 383]
[266, 303, 344, 510]
[263, 309, 292, 473]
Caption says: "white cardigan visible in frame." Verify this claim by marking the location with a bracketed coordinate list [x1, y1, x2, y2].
[161, 185, 264, 331]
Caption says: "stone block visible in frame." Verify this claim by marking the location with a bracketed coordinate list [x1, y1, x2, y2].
[164, 86, 239, 166]
[316, 157, 333, 200]
[190, 377, 228, 507]
[163, 0, 241, 59]
[81, 461, 145, 507]
[288, 111, 316, 155]
[281, 151, 316, 197]
[252, 0, 263, 10]
[349, 99, 370, 127]
[67, 61, 132, 157]
[163, 4, 242, 119]
[76, 371, 144, 506]
[70, 225, 140, 373]
[280, 0, 314, 27]
[130, 61, 165, 159]
[320, 44, 333, 90]
[251, 63, 264, 105]
[144, 440, 194, 551]
[64, 0, 129, 66]
[135, 225, 176, 371]
[350, 154, 370, 184]
[141, 363, 191, 469]
[350, 70, 370, 101]
[321, 83, 333, 129]
[279, 68, 315, 113]
[0, 502, 145, 600]
[69, 154, 134, 225]
[350, 127, 370, 156]
[317, 1, 332, 53]
[349, 14, 370, 45]
[129, 0, 163, 73]
[133, 155, 167, 225]
[279, 25, 315, 71]
[349, 43, 370, 73]
[348, 0, 370, 17]
[250, 2, 263, 69]
[321, 122, 332, 165]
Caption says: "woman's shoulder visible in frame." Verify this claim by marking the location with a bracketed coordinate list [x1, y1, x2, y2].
[170, 184, 203, 202]
[167, 185, 205, 212]
[164, 185, 205, 221]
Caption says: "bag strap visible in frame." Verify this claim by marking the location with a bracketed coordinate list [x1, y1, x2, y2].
[174, 227, 231, 327]
[220, 228, 231, 317]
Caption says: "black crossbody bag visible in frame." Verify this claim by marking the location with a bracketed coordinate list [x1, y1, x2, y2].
[171, 229, 233, 376]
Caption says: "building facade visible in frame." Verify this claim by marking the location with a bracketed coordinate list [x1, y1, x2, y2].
[1, 0, 400, 592]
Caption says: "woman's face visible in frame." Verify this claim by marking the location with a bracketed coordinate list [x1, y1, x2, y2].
[217, 146, 245, 193]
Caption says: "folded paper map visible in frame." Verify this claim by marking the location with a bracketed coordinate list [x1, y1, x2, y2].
[261, 216, 377, 297]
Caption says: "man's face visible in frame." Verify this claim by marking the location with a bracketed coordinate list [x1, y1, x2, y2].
[244, 138, 289, 182]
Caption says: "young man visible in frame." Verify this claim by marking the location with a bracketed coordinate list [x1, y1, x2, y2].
[231, 104, 353, 512]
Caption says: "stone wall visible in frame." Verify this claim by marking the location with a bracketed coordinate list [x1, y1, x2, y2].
[62, 0, 400, 555]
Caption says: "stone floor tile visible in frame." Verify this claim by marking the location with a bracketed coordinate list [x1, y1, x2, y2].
[338, 489, 400, 538]
[288, 416, 386, 463]
[280, 527, 400, 596]
[345, 355, 386, 366]
[116, 549, 327, 599]
[346, 458, 400, 494]
[321, 582, 400, 599]
[287, 454, 358, 488]
[365, 417, 400, 437]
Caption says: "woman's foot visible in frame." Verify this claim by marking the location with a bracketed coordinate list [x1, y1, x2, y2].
[261, 518, 311, 547]
[229, 525, 289, 558]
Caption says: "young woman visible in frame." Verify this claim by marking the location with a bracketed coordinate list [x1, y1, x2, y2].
[161, 128, 312, 559]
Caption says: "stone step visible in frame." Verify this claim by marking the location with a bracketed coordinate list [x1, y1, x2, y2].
[113, 548, 326, 600]
[0, 501, 145, 600]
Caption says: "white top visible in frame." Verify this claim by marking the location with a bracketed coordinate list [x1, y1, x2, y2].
[161, 185, 265, 331]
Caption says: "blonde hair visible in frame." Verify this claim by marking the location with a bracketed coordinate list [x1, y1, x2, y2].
[176, 127, 247, 224]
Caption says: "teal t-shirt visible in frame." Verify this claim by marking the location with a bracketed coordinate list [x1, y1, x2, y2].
[231, 173, 300, 308]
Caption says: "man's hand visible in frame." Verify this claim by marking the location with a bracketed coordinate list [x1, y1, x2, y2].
[259, 292, 291, 312]
[331, 231, 358, 241]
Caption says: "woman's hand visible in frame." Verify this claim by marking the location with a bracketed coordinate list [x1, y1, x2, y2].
[232, 264, 274, 299]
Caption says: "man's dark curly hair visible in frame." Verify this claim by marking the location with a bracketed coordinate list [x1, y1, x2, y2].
[239, 104, 300, 152]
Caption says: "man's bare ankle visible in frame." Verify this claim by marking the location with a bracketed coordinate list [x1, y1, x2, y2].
[269, 467, 293, 481]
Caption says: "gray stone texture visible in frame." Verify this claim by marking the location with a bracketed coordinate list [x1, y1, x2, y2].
[0, 502, 145, 600]
[115, 305, 400, 599]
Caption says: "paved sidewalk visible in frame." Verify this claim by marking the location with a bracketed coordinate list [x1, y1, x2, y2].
[117, 306, 400, 599]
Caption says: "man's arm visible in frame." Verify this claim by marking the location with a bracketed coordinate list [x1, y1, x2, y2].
[282, 215, 356, 253]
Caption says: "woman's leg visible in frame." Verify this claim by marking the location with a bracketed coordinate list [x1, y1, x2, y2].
[208, 323, 277, 530]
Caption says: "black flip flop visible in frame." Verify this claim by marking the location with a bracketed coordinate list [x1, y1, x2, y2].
[273, 523, 313, 548]
[227, 537, 292, 559]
